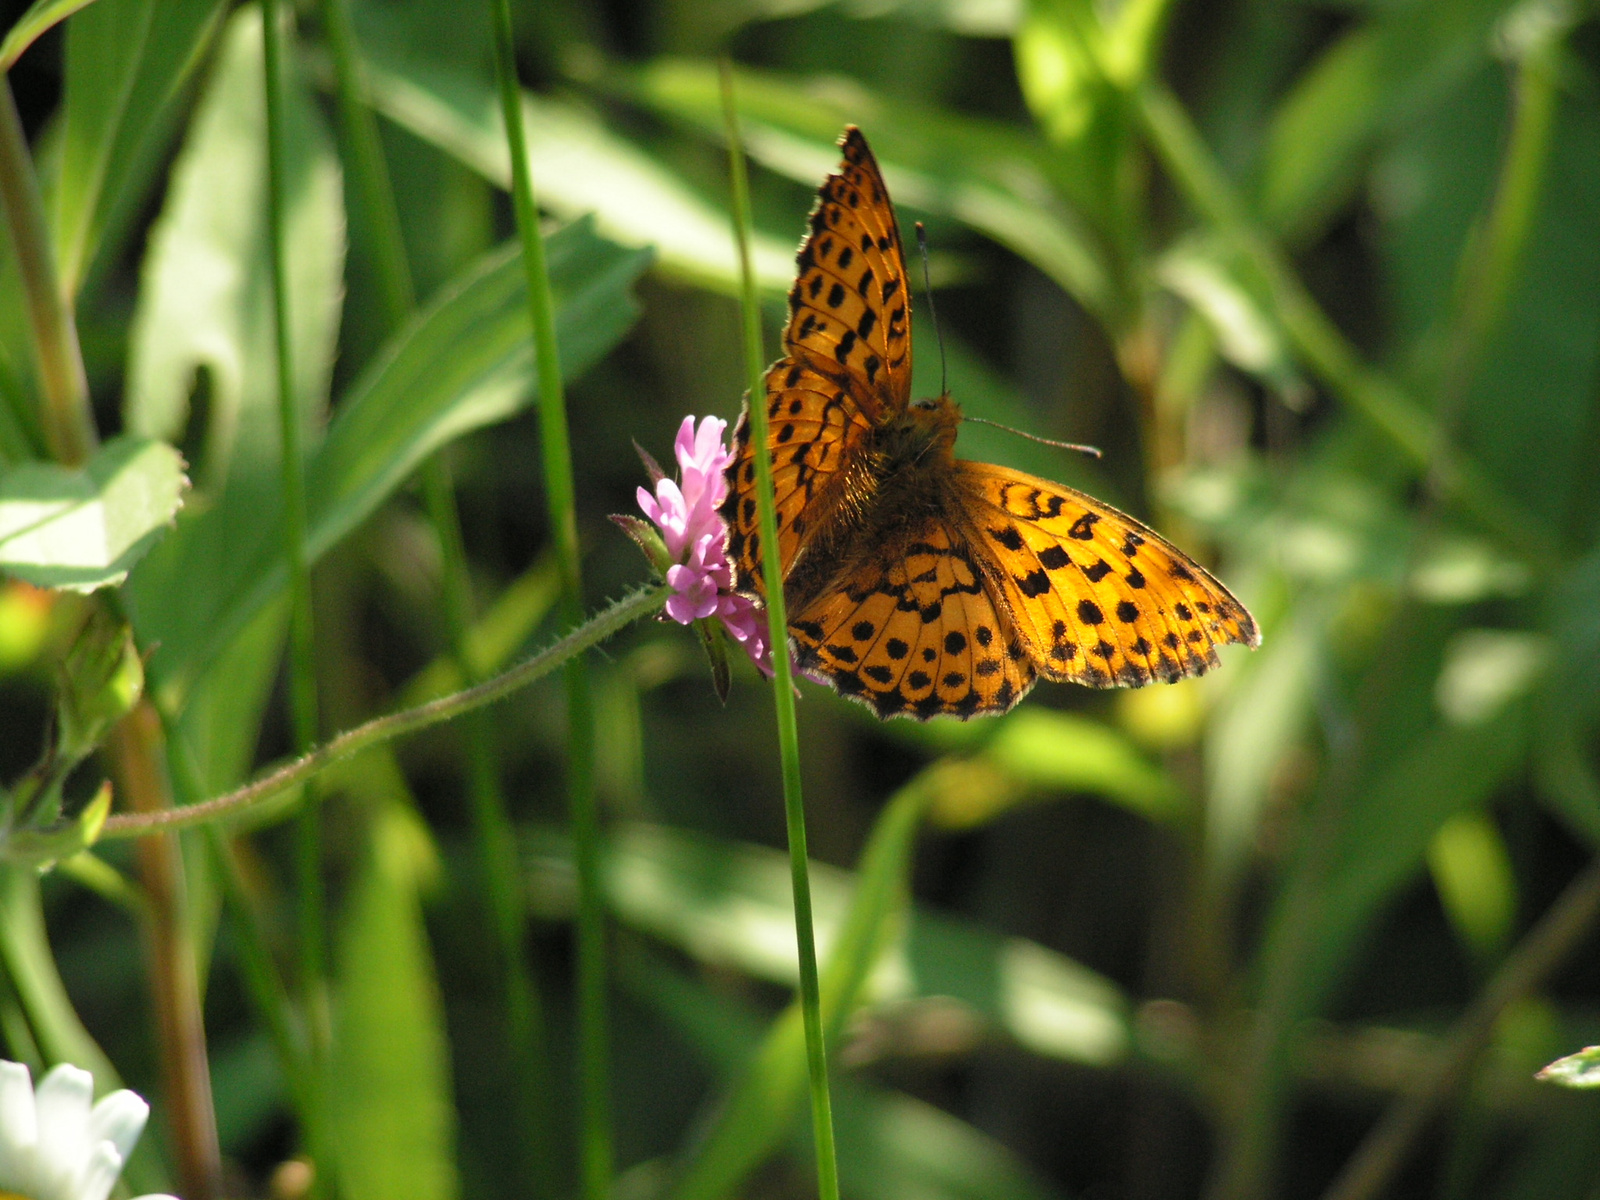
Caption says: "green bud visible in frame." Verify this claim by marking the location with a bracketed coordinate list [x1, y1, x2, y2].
[57, 608, 143, 760]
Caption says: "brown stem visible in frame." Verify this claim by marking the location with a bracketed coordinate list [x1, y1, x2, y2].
[106, 702, 222, 1200]
[0, 77, 95, 465]
[1321, 854, 1600, 1200]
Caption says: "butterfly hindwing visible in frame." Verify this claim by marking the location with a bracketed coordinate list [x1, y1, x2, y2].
[784, 127, 913, 418]
[790, 517, 1036, 719]
[954, 462, 1260, 689]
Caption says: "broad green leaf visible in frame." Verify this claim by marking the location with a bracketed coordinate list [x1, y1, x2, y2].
[1013, 0, 1159, 248]
[1305, 693, 1533, 1011]
[356, 43, 795, 293]
[54, 0, 228, 296]
[0, 435, 185, 591]
[0, 0, 98, 71]
[574, 819, 1129, 1067]
[125, 2, 344, 493]
[1204, 601, 1317, 883]
[1537, 1045, 1600, 1089]
[676, 0, 1025, 39]
[330, 800, 459, 1200]
[1455, 87, 1600, 529]
[528, 804, 1129, 1198]
[636, 955, 1071, 1200]
[614, 59, 1117, 321]
[981, 708, 1184, 825]
[1259, 0, 1507, 242]
[129, 221, 649, 711]
[830, 1078, 1068, 1200]
[873, 704, 1175, 825]
[666, 775, 932, 1200]
[1158, 233, 1304, 399]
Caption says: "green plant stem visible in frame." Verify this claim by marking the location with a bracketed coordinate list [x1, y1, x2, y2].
[719, 60, 840, 1200]
[261, 0, 327, 1072]
[315, 0, 414, 327]
[316, 5, 556, 1185]
[488, 2, 608, 1193]
[419, 463, 557, 1193]
[1322, 854, 1600, 1200]
[0, 76, 95, 465]
[1133, 80, 1559, 569]
[105, 704, 222, 1200]
[101, 584, 666, 832]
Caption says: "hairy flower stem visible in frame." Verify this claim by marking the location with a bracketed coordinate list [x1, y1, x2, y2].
[99, 586, 668, 842]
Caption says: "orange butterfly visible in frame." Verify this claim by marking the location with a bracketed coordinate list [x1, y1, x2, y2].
[719, 127, 1259, 719]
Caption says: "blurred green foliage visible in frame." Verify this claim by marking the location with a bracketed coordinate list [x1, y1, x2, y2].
[1, 0, 1599, 1198]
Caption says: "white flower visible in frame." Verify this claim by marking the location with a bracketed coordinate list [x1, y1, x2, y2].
[0, 1061, 176, 1200]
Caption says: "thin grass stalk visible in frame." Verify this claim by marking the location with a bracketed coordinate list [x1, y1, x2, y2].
[101, 586, 668, 841]
[419, 464, 557, 1193]
[204, 825, 336, 1192]
[316, 4, 555, 1184]
[0, 76, 95, 465]
[719, 60, 841, 1200]
[1322, 854, 1600, 1200]
[487, 2, 609, 1192]
[260, 0, 326, 1046]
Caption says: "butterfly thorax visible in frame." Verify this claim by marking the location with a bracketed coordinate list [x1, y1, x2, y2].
[879, 394, 961, 467]
[780, 394, 963, 613]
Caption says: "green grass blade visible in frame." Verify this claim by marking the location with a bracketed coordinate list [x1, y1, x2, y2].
[720, 59, 840, 1200]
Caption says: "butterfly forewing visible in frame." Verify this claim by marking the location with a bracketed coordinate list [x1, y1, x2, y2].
[954, 462, 1260, 689]
[783, 127, 913, 417]
[789, 519, 1036, 718]
[721, 358, 877, 598]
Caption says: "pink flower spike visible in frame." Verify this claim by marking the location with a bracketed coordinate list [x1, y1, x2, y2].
[635, 414, 779, 682]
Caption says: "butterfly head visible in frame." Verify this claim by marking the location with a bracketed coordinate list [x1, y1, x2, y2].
[892, 393, 961, 466]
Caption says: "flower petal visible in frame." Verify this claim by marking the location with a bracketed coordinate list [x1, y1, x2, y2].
[73, 1141, 124, 1200]
[35, 1064, 94, 1197]
[87, 1089, 148, 1167]
[0, 1060, 39, 1192]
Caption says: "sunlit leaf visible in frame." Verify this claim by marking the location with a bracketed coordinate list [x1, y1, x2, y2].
[981, 708, 1185, 825]
[613, 58, 1118, 321]
[331, 801, 459, 1200]
[1426, 810, 1516, 962]
[357, 43, 796, 293]
[0, 0, 99, 71]
[633, 954, 1072, 1200]
[0, 435, 185, 591]
[530, 817, 1130, 1068]
[1537, 1045, 1600, 1088]
[125, 1, 343, 493]
[129, 220, 649, 711]
[54, 0, 228, 296]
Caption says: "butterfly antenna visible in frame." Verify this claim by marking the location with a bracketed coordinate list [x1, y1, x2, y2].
[963, 415, 1103, 459]
[915, 222, 948, 398]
